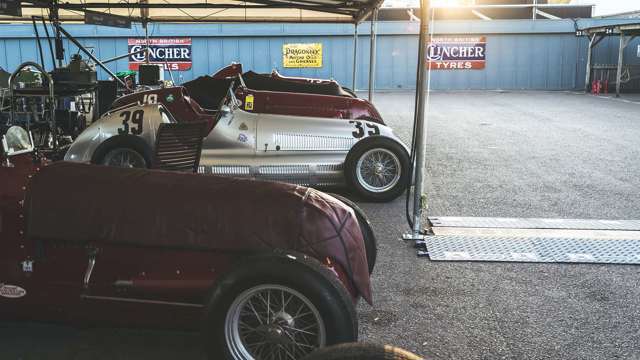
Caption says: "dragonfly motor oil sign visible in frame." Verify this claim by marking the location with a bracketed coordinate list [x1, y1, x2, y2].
[283, 43, 323, 68]
[426, 37, 486, 70]
[128, 38, 192, 71]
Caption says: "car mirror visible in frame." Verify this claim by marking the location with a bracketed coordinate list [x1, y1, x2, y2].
[2, 126, 35, 157]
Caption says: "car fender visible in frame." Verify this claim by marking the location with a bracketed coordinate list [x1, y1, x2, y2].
[64, 104, 168, 164]
[350, 134, 411, 161]
[368, 124, 410, 154]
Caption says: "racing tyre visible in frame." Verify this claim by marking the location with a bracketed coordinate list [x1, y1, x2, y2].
[345, 136, 410, 202]
[328, 193, 377, 274]
[100, 147, 148, 168]
[301, 343, 424, 360]
[203, 252, 358, 360]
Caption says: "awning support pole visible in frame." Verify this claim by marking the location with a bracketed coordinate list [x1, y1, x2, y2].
[616, 32, 626, 98]
[410, 0, 430, 238]
[352, 23, 359, 91]
[367, 8, 378, 102]
[585, 34, 595, 92]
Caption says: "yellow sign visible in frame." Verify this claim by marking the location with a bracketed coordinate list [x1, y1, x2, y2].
[283, 43, 323, 68]
[244, 94, 254, 111]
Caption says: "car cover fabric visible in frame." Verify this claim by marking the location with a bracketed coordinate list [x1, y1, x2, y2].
[25, 162, 372, 303]
[242, 71, 353, 98]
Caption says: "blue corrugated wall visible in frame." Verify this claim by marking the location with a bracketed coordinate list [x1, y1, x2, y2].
[0, 19, 638, 90]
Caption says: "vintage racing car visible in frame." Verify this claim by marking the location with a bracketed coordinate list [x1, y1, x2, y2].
[1, 124, 376, 359]
[66, 73, 410, 202]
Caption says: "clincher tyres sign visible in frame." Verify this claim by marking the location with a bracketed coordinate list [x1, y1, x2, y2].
[128, 38, 192, 71]
[426, 36, 486, 70]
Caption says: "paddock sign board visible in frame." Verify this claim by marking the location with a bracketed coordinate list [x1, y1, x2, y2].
[128, 38, 192, 71]
[283, 43, 323, 68]
[426, 37, 486, 70]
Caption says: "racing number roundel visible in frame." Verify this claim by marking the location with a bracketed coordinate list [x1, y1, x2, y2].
[349, 120, 380, 138]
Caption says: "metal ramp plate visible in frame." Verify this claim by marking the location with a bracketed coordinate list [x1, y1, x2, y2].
[424, 235, 640, 264]
[423, 217, 640, 264]
[428, 217, 640, 231]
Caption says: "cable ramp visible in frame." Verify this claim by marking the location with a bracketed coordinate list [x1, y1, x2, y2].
[417, 217, 640, 264]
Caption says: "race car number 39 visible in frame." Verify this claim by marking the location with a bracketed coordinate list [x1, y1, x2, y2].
[118, 109, 145, 135]
[349, 120, 380, 139]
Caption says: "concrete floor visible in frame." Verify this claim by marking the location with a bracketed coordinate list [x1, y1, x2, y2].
[360, 90, 640, 359]
[3, 91, 640, 359]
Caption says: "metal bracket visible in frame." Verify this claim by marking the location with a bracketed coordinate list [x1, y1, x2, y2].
[402, 232, 426, 241]
[83, 247, 99, 290]
[402, 226, 434, 241]
[417, 249, 429, 257]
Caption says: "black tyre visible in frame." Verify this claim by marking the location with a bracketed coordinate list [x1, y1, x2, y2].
[100, 147, 148, 168]
[302, 343, 424, 360]
[344, 136, 410, 202]
[92, 135, 152, 169]
[203, 252, 358, 360]
[328, 193, 377, 274]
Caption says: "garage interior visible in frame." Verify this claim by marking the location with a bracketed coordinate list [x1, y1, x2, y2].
[2, 0, 640, 359]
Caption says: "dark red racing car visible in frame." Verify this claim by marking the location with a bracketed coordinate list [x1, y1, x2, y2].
[0, 124, 377, 359]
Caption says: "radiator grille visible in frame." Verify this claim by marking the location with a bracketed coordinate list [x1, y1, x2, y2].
[273, 132, 355, 151]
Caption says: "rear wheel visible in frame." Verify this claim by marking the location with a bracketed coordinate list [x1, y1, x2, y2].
[203, 252, 357, 360]
[100, 147, 148, 168]
[345, 137, 410, 202]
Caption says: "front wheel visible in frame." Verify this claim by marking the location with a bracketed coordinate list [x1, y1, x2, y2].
[203, 252, 357, 360]
[344, 137, 410, 202]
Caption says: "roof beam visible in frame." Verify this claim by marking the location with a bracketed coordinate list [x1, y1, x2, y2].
[535, 8, 560, 20]
[471, 9, 491, 21]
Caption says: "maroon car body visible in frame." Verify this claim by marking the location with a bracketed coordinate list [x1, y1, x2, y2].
[0, 130, 372, 357]
[112, 64, 384, 125]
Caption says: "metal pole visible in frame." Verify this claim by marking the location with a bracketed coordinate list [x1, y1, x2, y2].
[102, 48, 148, 64]
[533, 0, 537, 20]
[51, 0, 65, 68]
[585, 34, 594, 92]
[40, 17, 57, 70]
[367, 8, 378, 102]
[411, 0, 430, 237]
[31, 17, 46, 71]
[616, 32, 625, 97]
[352, 23, 359, 91]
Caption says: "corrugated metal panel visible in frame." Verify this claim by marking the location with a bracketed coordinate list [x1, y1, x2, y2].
[0, 20, 631, 91]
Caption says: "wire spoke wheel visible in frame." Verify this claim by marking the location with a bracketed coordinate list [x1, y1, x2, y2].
[355, 148, 401, 193]
[102, 148, 147, 168]
[225, 284, 326, 360]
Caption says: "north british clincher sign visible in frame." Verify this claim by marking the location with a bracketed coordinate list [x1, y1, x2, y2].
[426, 36, 486, 70]
[128, 38, 192, 71]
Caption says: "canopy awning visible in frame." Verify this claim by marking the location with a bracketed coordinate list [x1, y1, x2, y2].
[2, 0, 383, 23]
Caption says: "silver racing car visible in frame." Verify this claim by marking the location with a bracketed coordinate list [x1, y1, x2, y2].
[65, 81, 410, 202]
